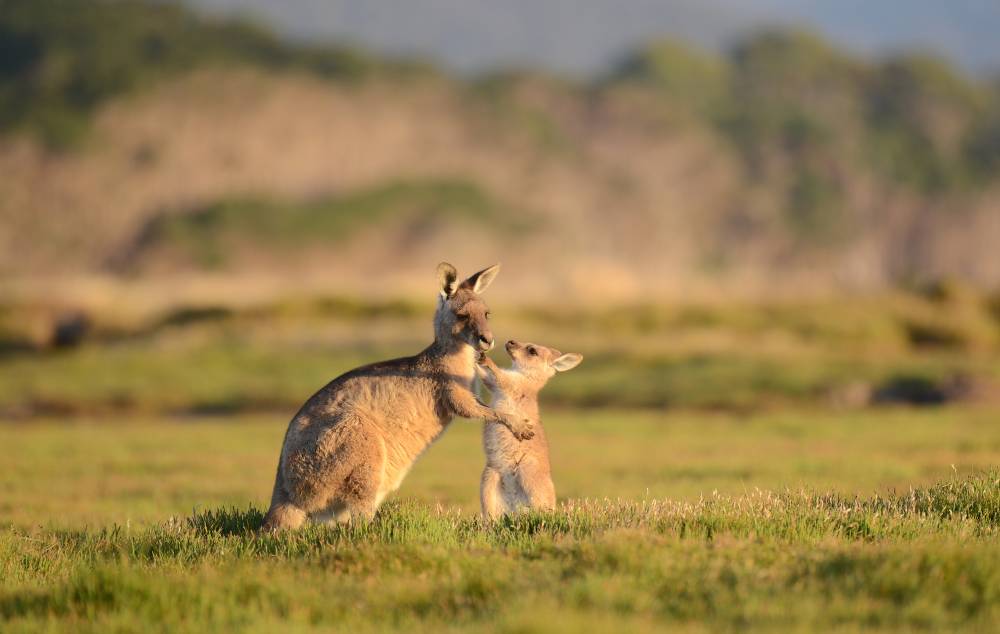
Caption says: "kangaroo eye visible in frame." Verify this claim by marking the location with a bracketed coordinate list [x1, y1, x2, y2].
[485, 311, 491, 319]
[528, 347, 538, 356]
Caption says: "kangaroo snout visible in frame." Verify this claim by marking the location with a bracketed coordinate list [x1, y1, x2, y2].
[478, 333, 495, 351]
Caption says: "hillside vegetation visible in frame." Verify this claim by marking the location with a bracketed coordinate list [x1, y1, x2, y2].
[0, 0, 424, 146]
[3, 0, 1000, 295]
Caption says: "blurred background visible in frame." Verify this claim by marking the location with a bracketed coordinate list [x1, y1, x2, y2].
[1, 0, 999, 528]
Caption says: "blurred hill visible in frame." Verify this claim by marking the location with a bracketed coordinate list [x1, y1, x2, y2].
[3, 0, 1000, 300]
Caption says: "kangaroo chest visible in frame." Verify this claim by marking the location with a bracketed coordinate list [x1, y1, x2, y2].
[374, 372, 472, 494]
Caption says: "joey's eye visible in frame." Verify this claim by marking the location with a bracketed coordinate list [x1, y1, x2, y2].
[528, 347, 538, 356]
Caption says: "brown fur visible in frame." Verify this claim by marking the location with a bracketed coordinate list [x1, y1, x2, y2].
[476, 340, 582, 521]
[261, 263, 533, 530]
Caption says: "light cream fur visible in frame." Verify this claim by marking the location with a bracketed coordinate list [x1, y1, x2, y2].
[261, 263, 533, 531]
[476, 340, 582, 521]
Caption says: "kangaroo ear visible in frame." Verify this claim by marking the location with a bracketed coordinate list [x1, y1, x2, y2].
[437, 262, 459, 298]
[462, 263, 501, 295]
[551, 353, 583, 372]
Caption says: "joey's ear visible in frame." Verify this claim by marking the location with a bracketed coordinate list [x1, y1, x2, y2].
[551, 353, 583, 372]
[461, 263, 500, 294]
[437, 262, 459, 298]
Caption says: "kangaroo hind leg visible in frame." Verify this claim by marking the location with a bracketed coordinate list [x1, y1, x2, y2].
[480, 467, 505, 521]
[518, 464, 556, 512]
[335, 433, 387, 524]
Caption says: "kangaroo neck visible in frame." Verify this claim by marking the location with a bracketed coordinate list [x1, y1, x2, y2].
[425, 337, 477, 370]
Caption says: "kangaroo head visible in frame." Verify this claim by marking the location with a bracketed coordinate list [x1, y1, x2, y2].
[503, 339, 582, 387]
[434, 262, 500, 352]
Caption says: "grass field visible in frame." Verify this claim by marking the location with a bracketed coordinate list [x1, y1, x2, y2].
[2, 475, 999, 633]
[1, 294, 999, 631]
[2, 408, 1000, 631]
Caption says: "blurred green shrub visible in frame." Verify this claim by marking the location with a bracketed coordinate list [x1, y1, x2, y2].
[120, 179, 528, 271]
[607, 39, 730, 114]
[896, 281, 999, 350]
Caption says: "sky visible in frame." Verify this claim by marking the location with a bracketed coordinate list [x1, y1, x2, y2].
[184, 0, 1000, 77]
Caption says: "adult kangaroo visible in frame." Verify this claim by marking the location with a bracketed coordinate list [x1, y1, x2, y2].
[262, 262, 532, 530]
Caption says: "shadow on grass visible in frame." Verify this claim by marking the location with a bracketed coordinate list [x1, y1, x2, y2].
[187, 505, 265, 536]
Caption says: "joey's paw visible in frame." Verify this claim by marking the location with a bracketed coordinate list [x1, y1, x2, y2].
[510, 417, 535, 441]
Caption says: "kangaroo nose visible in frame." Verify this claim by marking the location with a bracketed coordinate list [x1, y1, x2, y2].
[478, 334, 493, 349]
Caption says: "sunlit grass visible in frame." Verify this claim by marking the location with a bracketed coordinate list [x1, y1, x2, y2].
[2, 473, 999, 632]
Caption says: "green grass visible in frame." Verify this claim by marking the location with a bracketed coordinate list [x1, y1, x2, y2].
[2, 398, 999, 632]
[2, 407, 999, 528]
[2, 467, 999, 632]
